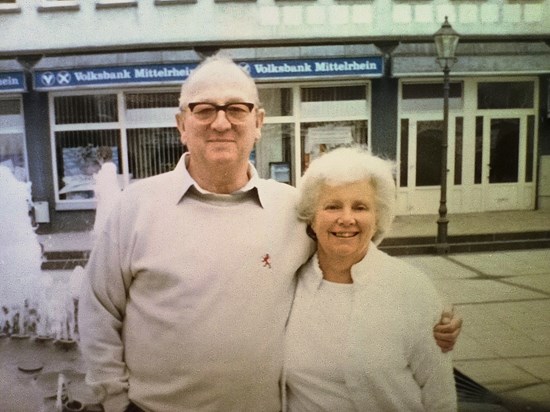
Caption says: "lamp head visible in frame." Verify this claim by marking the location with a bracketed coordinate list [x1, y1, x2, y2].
[434, 16, 460, 69]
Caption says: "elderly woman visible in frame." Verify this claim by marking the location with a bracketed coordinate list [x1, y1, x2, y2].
[283, 147, 457, 411]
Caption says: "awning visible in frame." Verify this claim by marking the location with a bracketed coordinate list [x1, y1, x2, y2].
[0, 60, 26, 93]
[391, 42, 550, 77]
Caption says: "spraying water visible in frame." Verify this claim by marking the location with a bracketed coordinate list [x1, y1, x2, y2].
[0, 166, 80, 341]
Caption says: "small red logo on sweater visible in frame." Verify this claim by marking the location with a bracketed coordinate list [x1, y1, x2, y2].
[262, 254, 271, 269]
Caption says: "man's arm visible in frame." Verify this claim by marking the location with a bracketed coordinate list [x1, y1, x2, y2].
[79, 212, 132, 412]
[433, 306, 463, 353]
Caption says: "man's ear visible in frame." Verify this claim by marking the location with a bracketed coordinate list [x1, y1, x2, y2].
[255, 108, 265, 129]
[176, 112, 187, 145]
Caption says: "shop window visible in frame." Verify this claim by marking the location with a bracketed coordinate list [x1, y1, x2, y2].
[52, 90, 185, 208]
[415, 120, 443, 187]
[125, 92, 179, 125]
[526, 115, 534, 183]
[401, 81, 463, 112]
[54, 95, 118, 124]
[301, 120, 368, 172]
[474, 116, 483, 184]
[299, 85, 369, 173]
[478, 81, 534, 109]
[255, 123, 294, 184]
[489, 118, 520, 184]
[300, 85, 367, 119]
[258, 88, 293, 117]
[55, 130, 121, 201]
[454, 117, 463, 186]
[53, 93, 120, 206]
[400, 119, 409, 188]
[127, 128, 184, 179]
[0, 98, 27, 181]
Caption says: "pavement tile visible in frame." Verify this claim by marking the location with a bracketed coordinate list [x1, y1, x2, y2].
[485, 301, 550, 330]
[507, 357, 550, 381]
[500, 383, 550, 408]
[505, 274, 550, 294]
[400, 255, 479, 279]
[452, 332, 498, 361]
[431, 279, 547, 305]
[449, 250, 550, 277]
[453, 359, 541, 393]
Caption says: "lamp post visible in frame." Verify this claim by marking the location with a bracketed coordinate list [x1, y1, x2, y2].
[433, 16, 460, 254]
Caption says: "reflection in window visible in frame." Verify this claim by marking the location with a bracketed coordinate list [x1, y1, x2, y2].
[526, 115, 534, 183]
[301, 85, 366, 102]
[255, 124, 294, 184]
[489, 118, 519, 184]
[258, 88, 292, 117]
[127, 128, 184, 179]
[416, 120, 442, 187]
[54, 95, 118, 124]
[402, 82, 462, 99]
[400, 119, 409, 188]
[0, 98, 26, 181]
[454, 117, 463, 186]
[478, 82, 534, 109]
[55, 130, 120, 200]
[301, 121, 368, 173]
[475, 116, 483, 184]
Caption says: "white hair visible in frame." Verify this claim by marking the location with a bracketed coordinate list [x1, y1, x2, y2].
[296, 146, 397, 244]
[178, 53, 259, 110]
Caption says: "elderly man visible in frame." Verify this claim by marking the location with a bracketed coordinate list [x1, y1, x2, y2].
[79, 54, 461, 412]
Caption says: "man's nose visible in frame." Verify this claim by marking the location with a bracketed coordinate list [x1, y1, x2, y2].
[211, 109, 232, 130]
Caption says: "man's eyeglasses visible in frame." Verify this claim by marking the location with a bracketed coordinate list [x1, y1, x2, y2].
[187, 102, 255, 124]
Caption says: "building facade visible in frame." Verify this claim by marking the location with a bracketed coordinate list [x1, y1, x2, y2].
[1, 0, 549, 232]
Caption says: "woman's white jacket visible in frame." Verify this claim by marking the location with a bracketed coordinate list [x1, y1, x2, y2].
[282, 244, 457, 411]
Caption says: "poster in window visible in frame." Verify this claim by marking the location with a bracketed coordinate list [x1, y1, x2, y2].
[303, 126, 353, 170]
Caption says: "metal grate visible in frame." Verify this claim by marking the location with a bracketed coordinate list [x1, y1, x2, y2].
[127, 127, 184, 179]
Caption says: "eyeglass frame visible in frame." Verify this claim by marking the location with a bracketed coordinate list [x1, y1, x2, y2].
[185, 102, 256, 124]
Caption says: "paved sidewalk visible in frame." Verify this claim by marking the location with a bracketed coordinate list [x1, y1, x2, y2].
[402, 248, 550, 410]
[1, 248, 549, 411]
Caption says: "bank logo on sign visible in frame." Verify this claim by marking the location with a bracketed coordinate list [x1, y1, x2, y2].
[239, 63, 251, 74]
[40, 72, 56, 87]
[57, 71, 71, 85]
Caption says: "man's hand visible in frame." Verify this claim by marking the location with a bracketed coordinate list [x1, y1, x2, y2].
[434, 306, 463, 353]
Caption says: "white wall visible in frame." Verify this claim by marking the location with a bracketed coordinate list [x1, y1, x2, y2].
[1, 0, 549, 56]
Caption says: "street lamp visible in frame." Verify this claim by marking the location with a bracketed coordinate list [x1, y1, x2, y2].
[433, 16, 460, 253]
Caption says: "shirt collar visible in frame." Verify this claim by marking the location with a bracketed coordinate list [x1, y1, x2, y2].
[171, 153, 266, 207]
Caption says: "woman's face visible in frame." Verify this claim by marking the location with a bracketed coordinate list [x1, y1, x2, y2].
[311, 179, 377, 263]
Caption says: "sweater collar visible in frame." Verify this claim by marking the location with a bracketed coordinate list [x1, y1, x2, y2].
[306, 242, 382, 290]
[171, 153, 265, 207]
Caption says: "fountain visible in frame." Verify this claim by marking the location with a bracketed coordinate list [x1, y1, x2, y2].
[0, 166, 104, 411]
[0, 165, 79, 342]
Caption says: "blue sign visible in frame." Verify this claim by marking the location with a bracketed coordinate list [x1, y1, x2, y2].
[243, 57, 384, 80]
[33, 57, 383, 90]
[0, 72, 26, 92]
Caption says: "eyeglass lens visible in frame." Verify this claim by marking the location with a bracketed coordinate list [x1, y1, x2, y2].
[189, 103, 254, 123]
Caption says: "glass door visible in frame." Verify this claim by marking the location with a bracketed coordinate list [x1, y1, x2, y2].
[477, 115, 531, 211]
